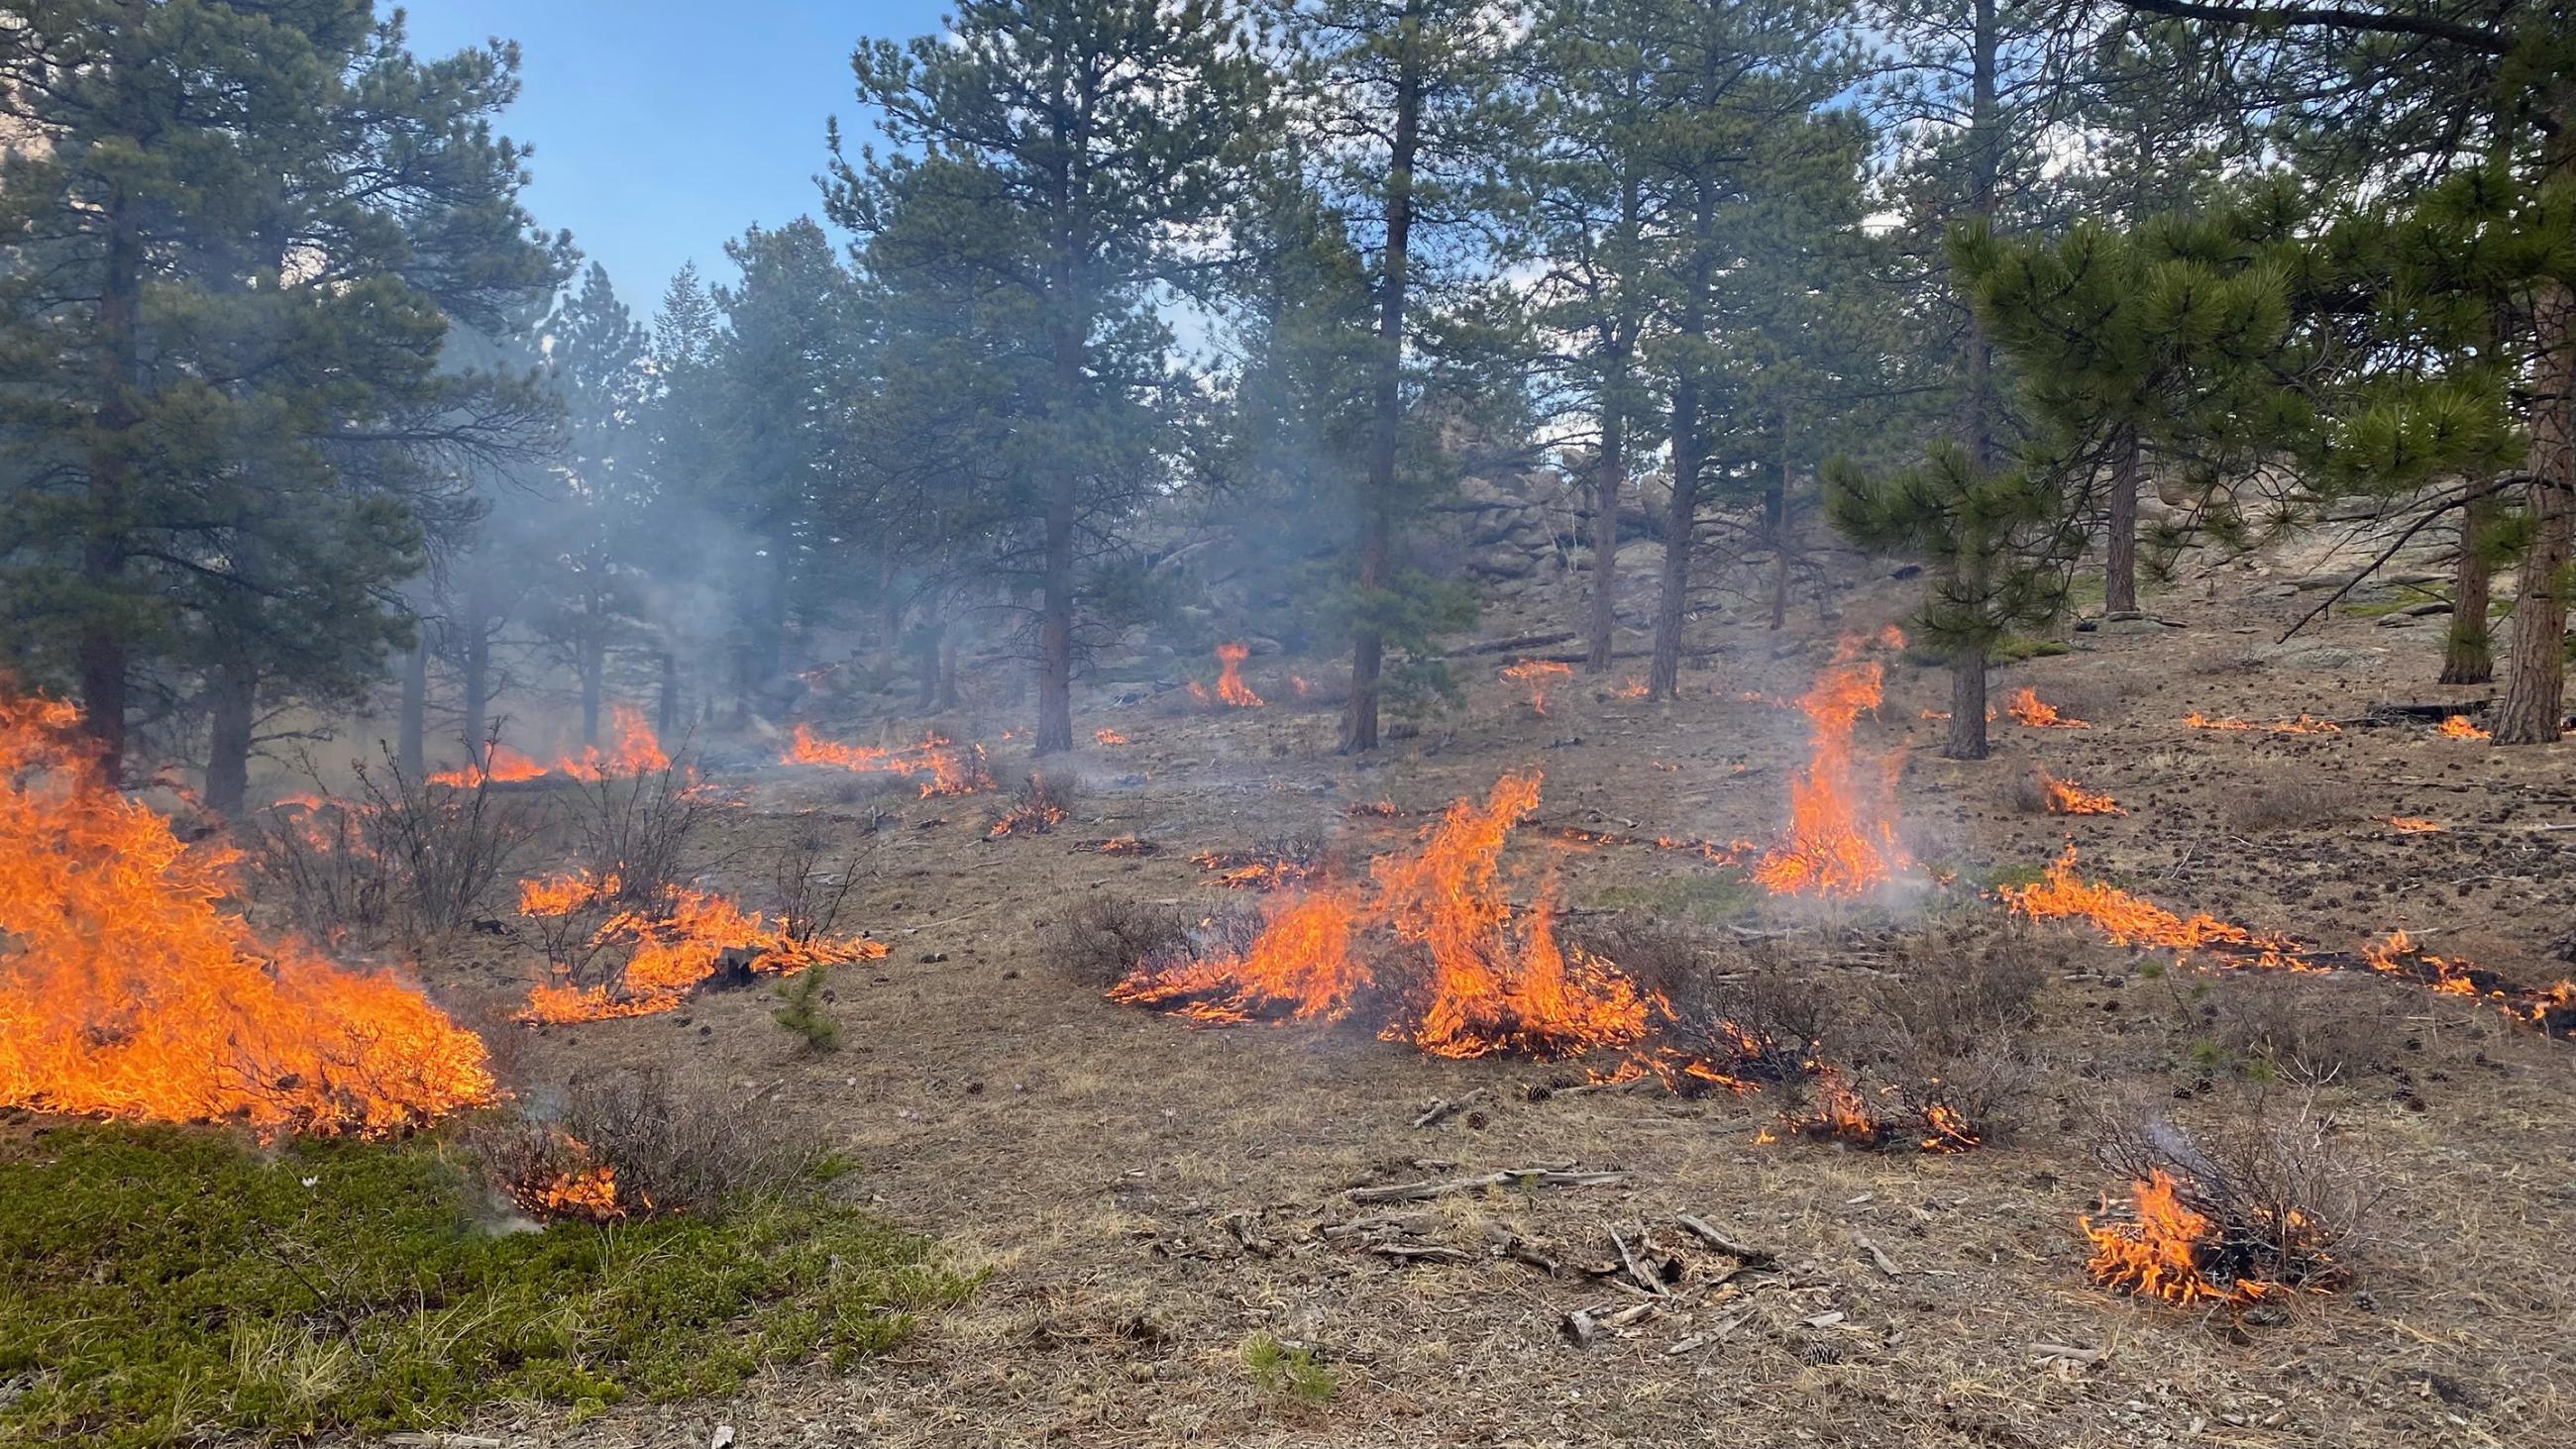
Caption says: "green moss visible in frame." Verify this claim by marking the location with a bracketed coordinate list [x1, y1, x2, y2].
[0, 1126, 978, 1449]
[1988, 634, 2073, 664]
[1592, 874, 1761, 922]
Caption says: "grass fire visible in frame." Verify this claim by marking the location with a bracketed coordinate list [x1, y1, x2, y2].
[9, 6, 2576, 1446]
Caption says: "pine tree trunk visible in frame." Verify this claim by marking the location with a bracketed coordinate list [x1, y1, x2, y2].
[1958, 0, 2000, 470]
[462, 626, 489, 765]
[1946, 644, 1989, 762]
[1035, 320, 1081, 755]
[1652, 184, 1717, 700]
[204, 658, 256, 817]
[2494, 270, 2572, 745]
[915, 618, 942, 711]
[2442, 491, 2495, 685]
[1768, 419, 1791, 631]
[1584, 401, 1624, 672]
[397, 633, 427, 779]
[79, 190, 142, 781]
[1347, 19, 1424, 755]
[657, 647, 681, 737]
[938, 632, 960, 711]
[579, 631, 604, 746]
[2106, 427, 2139, 615]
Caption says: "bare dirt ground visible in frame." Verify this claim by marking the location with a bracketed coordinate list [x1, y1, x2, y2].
[420, 553, 2576, 1449]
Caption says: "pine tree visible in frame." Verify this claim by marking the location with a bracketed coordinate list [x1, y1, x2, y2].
[1633, 0, 1862, 699]
[1295, 0, 1522, 749]
[533, 262, 654, 746]
[830, 0, 1267, 756]
[1826, 443, 2072, 759]
[1955, 214, 2299, 619]
[0, 1, 556, 789]
[2101, 1, 2572, 740]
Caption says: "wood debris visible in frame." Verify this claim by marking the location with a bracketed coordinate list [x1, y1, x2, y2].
[1346, 1165, 1627, 1204]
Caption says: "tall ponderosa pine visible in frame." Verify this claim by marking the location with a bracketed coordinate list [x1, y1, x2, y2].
[832, 0, 1265, 755]
[535, 262, 654, 746]
[1297, 0, 1520, 750]
[1635, 0, 1861, 699]
[0, 0, 555, 787]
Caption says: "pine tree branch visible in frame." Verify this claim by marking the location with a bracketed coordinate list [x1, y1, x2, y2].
[2112, 0, 2510, 54]
[2274, 471, 2525, 643]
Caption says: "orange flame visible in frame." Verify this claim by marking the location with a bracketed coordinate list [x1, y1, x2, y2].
[2184, 711, 2340, 735]
[1094, 728, 1129, 746]
[515, 873, 887, 1023]
[1203, 642, 1264, 707]
[1997, 846, 2303, 969]
[0, 690, 491, 1134]
[1774, 1065, 1882, 1144]
[558, 705, 670, 780]
[426, 743, 548, 788]
[782, 725, 991, 797]
[2434, 714, 2488, 740]
[2006, 686, 2087, 728]
[2083, 1169, 2282, 1305]
[1108, 890, 1366, 1024]
[1615, 677, 1649, 699]
[1752, 635, 1910, 896]
[1502, 659, 1573, 715]
[2042, 774, 2124, 816]
[2387, 816, 2443, 834]
[1121, 771, 1653, 1061]
[988, 776, 1069, 838]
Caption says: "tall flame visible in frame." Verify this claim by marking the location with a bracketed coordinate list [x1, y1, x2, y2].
[0, 691, 491, 1134]
[1189, 642, 1265, 708]
[1752, 632, 1910, 896]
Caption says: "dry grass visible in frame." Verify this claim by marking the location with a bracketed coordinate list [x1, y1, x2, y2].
[2227, 774, 2351, 832]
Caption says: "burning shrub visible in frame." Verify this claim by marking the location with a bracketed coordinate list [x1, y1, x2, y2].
[1578, 920, 1823, 1093]
[987, 770, 1078, 838]
[1047, 894, 1199, 987]
[0, 691, 493, 1136]
[562, 757, 722, 900]
[247, 742, 544, 945]
[468, 1065, 824, 1218]
[771, 825, 866, 947]
[1193, 829, 1330, 888]
[2086, 1101, 2378, 1308]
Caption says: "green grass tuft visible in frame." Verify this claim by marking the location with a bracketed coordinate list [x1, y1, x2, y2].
[1591, 874, 1760, 922]
[1241, 1332, 1338, 1404]
[0, 1126, 977, 1449]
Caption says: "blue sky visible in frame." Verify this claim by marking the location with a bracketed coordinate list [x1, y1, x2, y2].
[400, 2, 946, 318]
